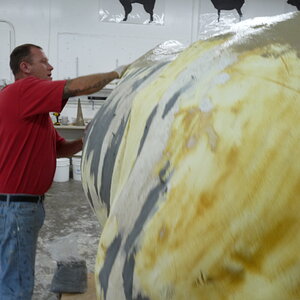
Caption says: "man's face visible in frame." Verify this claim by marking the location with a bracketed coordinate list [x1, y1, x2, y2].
[25, 47, 53, 80]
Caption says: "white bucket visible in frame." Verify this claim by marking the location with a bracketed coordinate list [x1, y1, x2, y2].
[53, 158, 70, 182]
[72, 157, 81, 181]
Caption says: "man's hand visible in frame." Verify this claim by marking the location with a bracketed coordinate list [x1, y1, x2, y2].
[57, 139, 83, 158]
[114, 64, 129, 78]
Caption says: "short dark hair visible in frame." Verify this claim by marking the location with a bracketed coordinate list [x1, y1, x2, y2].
[9, 43, 42, 75]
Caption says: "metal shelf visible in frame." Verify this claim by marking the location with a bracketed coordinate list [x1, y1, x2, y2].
[54, 125, 85, 129]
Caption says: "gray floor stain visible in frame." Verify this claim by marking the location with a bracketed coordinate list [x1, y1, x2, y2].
[33, 180, 101, 300]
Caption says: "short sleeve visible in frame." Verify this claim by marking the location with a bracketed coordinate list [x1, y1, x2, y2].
[18, 77, 67, 118]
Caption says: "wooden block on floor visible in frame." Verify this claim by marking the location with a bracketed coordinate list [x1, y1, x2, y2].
[61, 273, 96, 300]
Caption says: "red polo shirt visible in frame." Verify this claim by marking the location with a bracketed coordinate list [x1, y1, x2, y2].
[0, 76, 67, 194]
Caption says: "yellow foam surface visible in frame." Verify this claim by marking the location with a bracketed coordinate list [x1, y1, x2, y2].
[93, 13, 300, 300]
[134, 47, 300, 299]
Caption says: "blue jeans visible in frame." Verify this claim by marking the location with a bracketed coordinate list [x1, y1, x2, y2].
[0, 201, 45, 300]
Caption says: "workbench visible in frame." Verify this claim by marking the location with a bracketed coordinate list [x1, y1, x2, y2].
[54, 125, 85, 140]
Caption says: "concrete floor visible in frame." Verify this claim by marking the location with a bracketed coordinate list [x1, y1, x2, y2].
[33, 180, 101, 300]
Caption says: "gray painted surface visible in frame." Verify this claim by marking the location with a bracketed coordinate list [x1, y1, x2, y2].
[99, 234, 122, 299]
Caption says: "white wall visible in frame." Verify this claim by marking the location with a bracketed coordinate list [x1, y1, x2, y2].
[0, 0, 298, 121]
[0, 20, 15, 83]
[0, 0, 297, 82]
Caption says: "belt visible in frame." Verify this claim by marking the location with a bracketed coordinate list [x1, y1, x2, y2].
[0, 194, 45, 203]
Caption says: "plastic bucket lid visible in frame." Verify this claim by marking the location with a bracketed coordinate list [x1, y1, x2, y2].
[56, 158, 70, 166]
[72, 157, 81, 164]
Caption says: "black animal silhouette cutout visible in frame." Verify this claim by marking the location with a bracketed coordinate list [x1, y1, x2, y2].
[119, 0, 156, 22]
[287, 0, 300, 10]
[211, 0, 245, 22]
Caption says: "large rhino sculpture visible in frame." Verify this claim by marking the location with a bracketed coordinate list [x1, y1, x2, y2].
[81, 12, 300, 300]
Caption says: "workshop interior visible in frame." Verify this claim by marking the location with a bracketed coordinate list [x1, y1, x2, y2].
[0, 0, 299, 299]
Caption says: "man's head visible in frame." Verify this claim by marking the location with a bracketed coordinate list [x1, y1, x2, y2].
[10, 44, 53, 81]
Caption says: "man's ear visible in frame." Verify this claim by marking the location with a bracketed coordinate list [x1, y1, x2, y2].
[19, 61, 31, 74]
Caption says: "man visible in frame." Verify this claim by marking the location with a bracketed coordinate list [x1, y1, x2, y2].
[0, 43, 128, 299]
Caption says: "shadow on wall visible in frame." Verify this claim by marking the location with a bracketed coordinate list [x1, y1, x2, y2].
[210, 0, 245, 21]
[210, 0, 300, 22]
[287, 0, 300, 10]
[119, 0, 156, 22]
